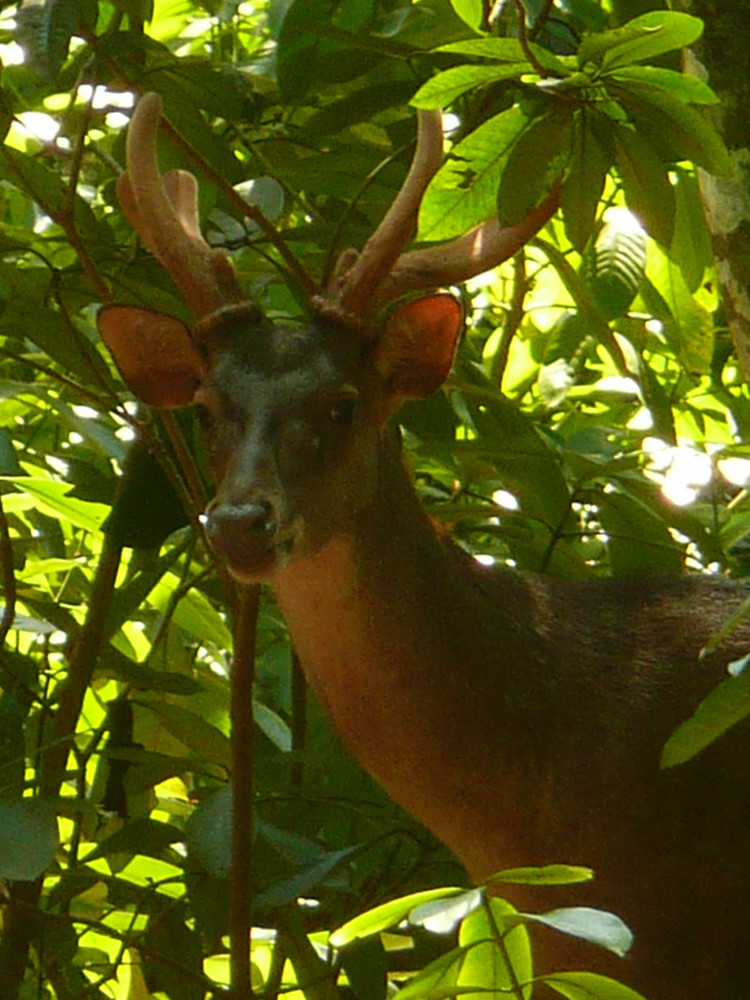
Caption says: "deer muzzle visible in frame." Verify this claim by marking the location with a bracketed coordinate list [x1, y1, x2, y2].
[202, 498, 302, 581]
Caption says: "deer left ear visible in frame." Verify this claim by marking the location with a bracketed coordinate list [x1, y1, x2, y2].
[375, 294, 463, 406]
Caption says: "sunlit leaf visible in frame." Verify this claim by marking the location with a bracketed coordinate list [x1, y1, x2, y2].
[331, 887, 466, 948]
[539, 970, 648, 999]
[449, 0, 484, 32]
[577, 11, 703, 71]
[522, 907, 633, 957]
[418, 105, 529, 241]
[1, 477, 109, 531]
[412, 64, 530, 110]
[458, 898, 533, 998]
[662, 663, 750, 767]
[642, 244, 714, 373]
[487, 864, 594, 887]
[606, 66, 719, 105]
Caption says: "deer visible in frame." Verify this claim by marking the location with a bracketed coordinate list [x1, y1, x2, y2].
[98, 93, 750, 1000]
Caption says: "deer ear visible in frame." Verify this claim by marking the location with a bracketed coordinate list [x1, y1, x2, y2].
[375, 294, 463, 405]
[98, 305, 207, 408]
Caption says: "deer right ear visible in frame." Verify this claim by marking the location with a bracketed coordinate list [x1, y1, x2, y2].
[98, 305, 207, 408]
[375, 294, 463, 408]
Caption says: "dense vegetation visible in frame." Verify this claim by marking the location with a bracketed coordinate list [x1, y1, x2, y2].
[0, 0, 747, 996]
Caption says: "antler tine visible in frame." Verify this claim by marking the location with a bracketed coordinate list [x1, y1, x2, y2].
[319, 109, 558, 329]
[319, 110, 445, 324]
[374, 184, 560, 308]
[118, 92, 242, 318]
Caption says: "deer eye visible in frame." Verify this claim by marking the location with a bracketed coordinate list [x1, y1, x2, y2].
[329, 393, 358, 428]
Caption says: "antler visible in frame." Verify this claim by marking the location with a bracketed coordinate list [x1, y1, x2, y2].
[117, 92, 243, 318]
[316, 111, 559, 330]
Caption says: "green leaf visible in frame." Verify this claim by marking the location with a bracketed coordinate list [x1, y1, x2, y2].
[611, 81, 731, 176]
[539, 970, 648, 1000]
[0, 799, 58, 880]
[670, 166, 713, 293]
[418, 105, 529, 242]
[613, 124, 675, 246]
[1, 477, 109, 532]
[437, 37, 567, 74]
[497, 109, 572, 227]
[330, 886, 466, 947]
[457, 898, 533, 999]
[15, 0, 78, 82]
[410, 888, 483, 934]
[185, 785, 232, 878]
[606, 66, 719, 105]
[0, 691, 28, 800]
[254, 841, 361, 911]
[487, 864, 594, 887]
[449, 0, 483, 32]
[149, 573, 233, 649]
[661, 663, 750, 768]
[523, 907, 633, 957]
[304, 79, 416, 135]
[577, 12, 704, 71]
[642, 245, 714, 373]
[140, 700, 231, 768]
[412, 64, 530, 110]
[561, 112, 612, 252]
[589, 211, 648, 320]
[533, 238, 627, 373]
[394, 898, 533, 1000]
[83, 818, 184, 863]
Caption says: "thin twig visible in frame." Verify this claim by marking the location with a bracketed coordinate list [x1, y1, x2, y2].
[0, 492, 17, 647]
[512, 0, 547, 75]
[491, 250, 527, 389]
[229, 583, 260, 998]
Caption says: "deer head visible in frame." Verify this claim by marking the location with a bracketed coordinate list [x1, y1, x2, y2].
[99, 93, 558, 581]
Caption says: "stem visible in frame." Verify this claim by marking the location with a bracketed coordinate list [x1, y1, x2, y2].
[512, 0, 547, 75]
[0, 533, 122, 998]
[229, 583, 260, 998]
[491, 251, 527, 390]
[157, 114, 317, 297]
[0, 492, 17, 647]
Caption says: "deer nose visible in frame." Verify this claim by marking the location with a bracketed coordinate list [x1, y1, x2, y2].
[206, 500, 276, 537]
[203, 500, 281, 576]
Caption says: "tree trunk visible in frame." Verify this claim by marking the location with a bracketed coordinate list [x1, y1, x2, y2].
[681, 1, 750, 380]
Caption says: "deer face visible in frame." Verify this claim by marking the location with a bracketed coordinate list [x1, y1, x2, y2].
[99, 295, 462, 581]
[194, 311, 385, 580]
[99, 92, 554, 579]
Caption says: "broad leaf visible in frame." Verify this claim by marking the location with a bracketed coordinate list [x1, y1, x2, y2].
[412, 64, 530, 110]
[418, 105, 529, 241]
[561, 112, 612, 252]
[0, 799, 58, 880]
[613, 123, 675, 246]
[539, 970, 648, 1000]
[662, 663, 750, 767]
[522, 907, 633, 957]
[496, 108, 572, 227]
[487, 864, 594, 887]
[583, 11, 704, 71]
[331, 887, 466, 947]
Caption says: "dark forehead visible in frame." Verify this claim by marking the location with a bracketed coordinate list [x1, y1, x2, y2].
[203, 316, 361, 402]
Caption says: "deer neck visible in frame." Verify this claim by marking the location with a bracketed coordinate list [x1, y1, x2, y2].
[272, 432, 541, 876]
